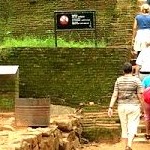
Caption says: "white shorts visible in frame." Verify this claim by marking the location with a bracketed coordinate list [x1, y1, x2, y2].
[134, 29, 150, 52]
[118, 104, 140, 139]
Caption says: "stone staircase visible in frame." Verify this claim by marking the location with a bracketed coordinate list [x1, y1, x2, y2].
[134, 117, 150, 143]
[82, 106, 150, 143]
[82, 107, 120, 129]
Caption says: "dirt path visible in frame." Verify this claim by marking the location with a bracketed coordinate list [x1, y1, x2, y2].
[81, 141, 150, 150]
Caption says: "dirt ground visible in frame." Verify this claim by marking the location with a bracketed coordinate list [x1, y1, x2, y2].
[1, 105, 150, 150]
[81, 141, 150, 150]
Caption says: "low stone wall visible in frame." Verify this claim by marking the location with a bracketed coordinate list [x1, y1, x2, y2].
[0, 47, 131, 107]
[0, 112, 82, 150]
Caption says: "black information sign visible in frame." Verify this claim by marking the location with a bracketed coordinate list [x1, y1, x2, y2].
[54, 10, 97, 47]
[55, 11, 95, 30]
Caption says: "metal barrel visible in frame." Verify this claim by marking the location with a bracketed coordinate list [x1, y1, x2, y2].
[15, 98, 50, 127]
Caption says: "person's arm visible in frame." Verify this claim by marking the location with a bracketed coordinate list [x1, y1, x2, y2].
[109, 91, 118, 108]
[137, 78, 144, 113]
[135, 51, 143, 76]
[137, 93, 144, 113]
[132, 18, 137, 46]
[135, 64, 141, 77]
[108, 81, 118, 117]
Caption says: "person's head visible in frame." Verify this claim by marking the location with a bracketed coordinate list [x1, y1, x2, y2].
[123, 62, 132, 74]
[141, 3, 150, 13]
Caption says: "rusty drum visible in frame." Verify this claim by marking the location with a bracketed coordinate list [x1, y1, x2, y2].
[15, 98, 50, 127]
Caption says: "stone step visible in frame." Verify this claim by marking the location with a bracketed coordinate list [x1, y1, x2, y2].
[83, 112, 118, 119]
[82, 119, 144, 125]
[82, 119, 119, 125]
[0, 113, 14, 118]
[83, 125, 120, 130]
[82, 116, 119, 121]
[137, 124, 146, 133]
[82, 121, 120, 127]
[138, 124, 145, 128]
[94, 123, 120, 128]
[82, 110, 146, 137]
[135, 133, 150, 143]
[136, 133, 145, 137]
[95, 117, 120, 122]
[96, 120, 119, 124]
[138, 127, 146, 133]
[83, 106, 117, 110]
[83, 111, 118, 116]
[134, 137, 150, 143]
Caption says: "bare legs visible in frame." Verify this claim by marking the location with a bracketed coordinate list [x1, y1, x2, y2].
[145, 120, 150, 134]
[143, 102, 150, 139]
[145, 120, 150, 139]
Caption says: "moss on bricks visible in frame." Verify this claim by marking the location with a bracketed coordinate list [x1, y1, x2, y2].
[82, 127, 121, 143]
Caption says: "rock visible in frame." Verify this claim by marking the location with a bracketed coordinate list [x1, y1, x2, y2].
[0, 105, 82, 150]
[0, 125, 15, 131]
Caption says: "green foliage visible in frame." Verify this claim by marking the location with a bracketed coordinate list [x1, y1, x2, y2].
[82, 127, 121, 142]
[0, 97, 14, 111]
[1, 36, 54, 48]
[82, 105, 101, 112]
[131, 0, 137, 5]
[0, 36, 107, 48]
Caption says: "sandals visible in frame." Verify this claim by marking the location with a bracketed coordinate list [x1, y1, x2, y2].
[145, 134, 150, 140]
[125, 146, 132, 150]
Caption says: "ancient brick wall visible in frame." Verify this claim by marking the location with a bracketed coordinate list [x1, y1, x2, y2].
[109, 0, 137, 45]
[0, 47, 130, 107]
[0, 0, 137, 45]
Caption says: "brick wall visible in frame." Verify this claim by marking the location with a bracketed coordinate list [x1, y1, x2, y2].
[0, 47, 131, 107]
[0, 0, 137, 45]
[109, 0, 137, 45]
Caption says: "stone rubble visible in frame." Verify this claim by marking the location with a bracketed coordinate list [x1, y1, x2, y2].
[0, 112, 82, 150]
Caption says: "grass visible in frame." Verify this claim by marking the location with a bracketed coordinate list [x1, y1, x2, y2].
[0, 97, 15, 112]
[82, 104, 101, 112]
[82, 127, 121, 143]
[0, 36, 107, 48]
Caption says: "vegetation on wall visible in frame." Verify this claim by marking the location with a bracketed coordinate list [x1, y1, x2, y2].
[82, 127, 121, 142]
[0, 36, 107, 48]
[0, 97, 14, 111]
[0, 0, 119, 45]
